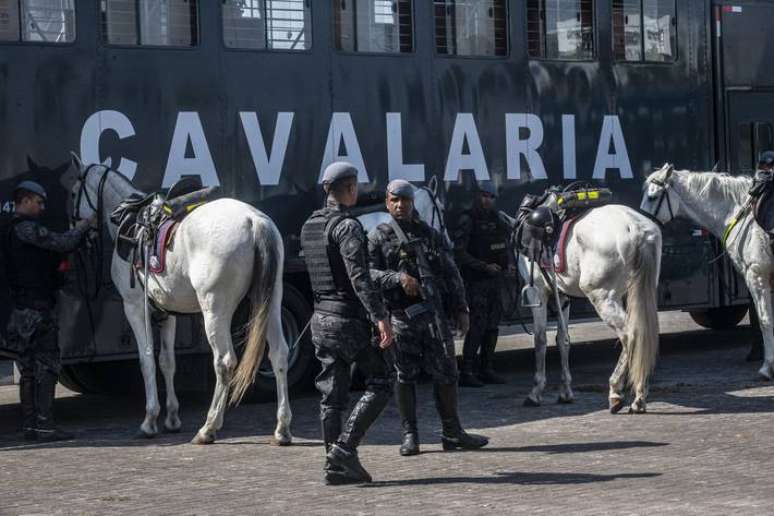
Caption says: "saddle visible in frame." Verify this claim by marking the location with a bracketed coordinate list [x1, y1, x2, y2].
[514, 183, 612, 274]
[752, 171, 774, 233]
[111, 177, 219, 278]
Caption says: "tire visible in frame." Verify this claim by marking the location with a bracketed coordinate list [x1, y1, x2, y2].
[247, 282, 315, 399]
[59, 361, 143, 395]
[689, 305, 748, 330]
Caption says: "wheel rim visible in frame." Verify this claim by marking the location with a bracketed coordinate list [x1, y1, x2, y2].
[257, 305, 304, 378]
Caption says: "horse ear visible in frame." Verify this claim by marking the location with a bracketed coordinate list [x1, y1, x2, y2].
[70, 152, 83, 172]
[428, 175, 438, 196]
[26, 155, 37, 171]
[102, 157, 112, 168]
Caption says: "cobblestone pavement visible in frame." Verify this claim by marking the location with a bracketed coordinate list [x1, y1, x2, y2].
[1, 313, 772, 515]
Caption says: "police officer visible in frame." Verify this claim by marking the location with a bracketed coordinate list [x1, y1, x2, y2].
[300, 161, 394, 485]
[747, 151, 774, 362]
[453, 182, 513, 387]
[2, 181, 93, 441]
[368, 179, 488, 456]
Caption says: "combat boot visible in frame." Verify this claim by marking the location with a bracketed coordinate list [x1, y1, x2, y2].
[33, 372, 73, 442]
[19, 375, 37, 441]
[433, 383, 488, 451]
[396, 383, 419, 456]
[327, 444, 372, 483]
[459, 332, 484, 388]
[478, 331, 506, 384]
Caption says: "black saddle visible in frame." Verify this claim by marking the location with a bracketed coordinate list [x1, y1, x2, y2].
[514, 183, 613, 257]
[111, 179, 220, 266]
[753, 171, 774, 233]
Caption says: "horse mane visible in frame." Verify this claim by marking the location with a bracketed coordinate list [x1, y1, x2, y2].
[678, 170, 752, 206]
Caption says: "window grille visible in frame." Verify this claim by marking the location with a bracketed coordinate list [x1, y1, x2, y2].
[102, 0, 198, 47]
[334, 0, 413, 54]
[527, 0, 594, 60]
[434, 0, 507, 57]
[223, 0, 312, 51]
[0, 0, 75, 43]
[612, 0, 676, 62]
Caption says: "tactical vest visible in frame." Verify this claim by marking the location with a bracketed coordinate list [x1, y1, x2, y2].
[300, 208, 359, 309]
[4, 217, 62, 308]
[465, 210, 509, 276]
[379, 220, 444, 310]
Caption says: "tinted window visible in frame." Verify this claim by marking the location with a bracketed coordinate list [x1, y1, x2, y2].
[434, 0, 507, 56]
[102, 0, 198, 47]
[0, 0, 75, 43]
[527, 0, 594, 60]
[613, 0, 676, 62]
[334, 0, 413, 53]
[223, 0, 311, 51]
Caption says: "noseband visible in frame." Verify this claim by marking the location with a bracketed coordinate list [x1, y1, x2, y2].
[647, 167, 675, 224]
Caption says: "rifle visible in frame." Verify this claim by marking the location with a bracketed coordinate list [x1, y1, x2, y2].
[389, 220, 454, 351]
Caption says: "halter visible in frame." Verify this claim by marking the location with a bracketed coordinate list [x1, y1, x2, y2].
[646, 166, 676, 224]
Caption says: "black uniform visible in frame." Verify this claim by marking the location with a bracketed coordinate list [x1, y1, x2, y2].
[1, 214, 88, 438]
[369, 215, 488, 454]
[300, 200, 393, 474]
[453, 208, 513, 383]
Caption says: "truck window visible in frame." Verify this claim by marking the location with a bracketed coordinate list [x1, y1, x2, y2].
[223, 0, 311, 51]
[101, 0, 198, 47]
[613, 0, 676, 63]
[334, 0, 412, 53]
[527, 0, 594, 60]
[0, 0, 76, 43]
[434, 0, 507, 57]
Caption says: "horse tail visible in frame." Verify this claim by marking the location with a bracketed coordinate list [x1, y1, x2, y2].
[229, 217, 283, 405]
[625, 227, 661, 393]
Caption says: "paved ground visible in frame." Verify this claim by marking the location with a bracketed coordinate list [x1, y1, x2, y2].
[1, 312, 772, 515]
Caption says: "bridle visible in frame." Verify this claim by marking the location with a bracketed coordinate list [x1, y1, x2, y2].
[418, 185, 449, 246]
[645, 165, 676, 224]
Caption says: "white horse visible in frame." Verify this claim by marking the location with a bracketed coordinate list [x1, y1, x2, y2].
[516, 196, 662, 413]
[70, 157, 292, 445]
[641, 164, 774, 380]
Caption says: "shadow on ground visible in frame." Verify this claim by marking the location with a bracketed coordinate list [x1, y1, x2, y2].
[0, 323, 768, 451]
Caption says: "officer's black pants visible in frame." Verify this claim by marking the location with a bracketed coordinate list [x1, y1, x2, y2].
[311, 312, 393, 450]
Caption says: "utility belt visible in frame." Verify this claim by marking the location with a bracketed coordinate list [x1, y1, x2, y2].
[314, 298, 368, 320]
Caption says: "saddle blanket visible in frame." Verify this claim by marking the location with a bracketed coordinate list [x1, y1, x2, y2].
[147, 219, 178, 274]
[540, 216, 580, 274]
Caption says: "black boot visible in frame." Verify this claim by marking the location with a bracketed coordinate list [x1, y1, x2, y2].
[327, 444, 372, 483]
[747, 304, 764, 362]
[478, 331, 506, 384]
[396, 383, 420, 456]
[433, 383, 488, 451]
[19, 374, 37, 441]
[459, 331, 484, 388]
[33, 372, 73, 442]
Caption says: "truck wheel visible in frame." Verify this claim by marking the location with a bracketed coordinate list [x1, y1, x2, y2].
[689, 305, 748, 330]
[248, 283, 315, 400]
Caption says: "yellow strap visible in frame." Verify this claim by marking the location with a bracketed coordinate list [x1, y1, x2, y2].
[588, 191, 599, 199]
[721, 217, 739, 248]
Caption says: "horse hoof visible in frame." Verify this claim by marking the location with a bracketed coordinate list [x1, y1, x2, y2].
[191, 432, 216, 445]
[164, 425, 182, 434]
[609, 398, 625, 414]
[523, 396, 541, 407]
[557, 395, 575, 405]
[758, 365, 773, 381]
[628, 404, 647, 414]
[271, 435, 293, 447]
[135, 429, 157, 439]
